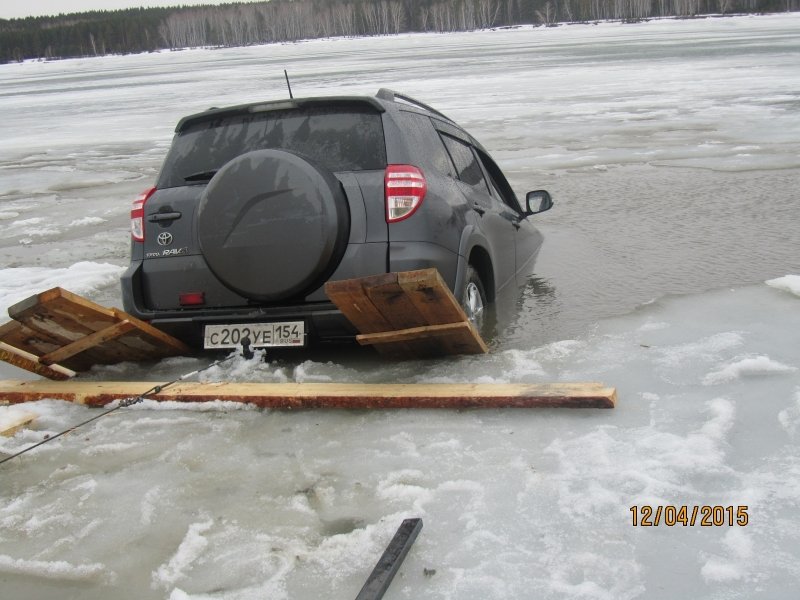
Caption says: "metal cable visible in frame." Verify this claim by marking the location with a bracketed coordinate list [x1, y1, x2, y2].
[0, 354, 236, 467]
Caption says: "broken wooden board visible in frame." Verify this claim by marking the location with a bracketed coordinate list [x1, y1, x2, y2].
[325, 268, 488, 359]
[0, 287, 191, 379]
[0, 380, 617, 409]
[0, 407, 37, 436]
[0, 341, 76, 381]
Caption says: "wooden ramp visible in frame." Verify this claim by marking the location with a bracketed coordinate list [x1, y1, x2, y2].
[0, 380, 616, 409]
[0, 288, 191, 380]
[325, 268, 487, 359]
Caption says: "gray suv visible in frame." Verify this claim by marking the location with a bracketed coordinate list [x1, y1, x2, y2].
[121, 89, 552, 349]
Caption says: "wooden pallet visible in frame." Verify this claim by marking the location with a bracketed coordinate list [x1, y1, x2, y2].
[325, 268, 488, 359]
[0, 380, 617, 409]
[0, 288, 191, 380]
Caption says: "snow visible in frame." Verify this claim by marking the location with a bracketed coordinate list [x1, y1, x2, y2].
[68, 216, 107, 227]
[0, 261, 125, 315]
[153, 519, 215, 589]
[0, 406, 35, 432]
[766, 274, 800, 298]
[702, 355, 797, 385]
[1, 14, 800, 600]
[0, 554, 113, 583]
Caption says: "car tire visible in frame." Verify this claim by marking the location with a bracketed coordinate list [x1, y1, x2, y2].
[197, 149, 350, 302]
[461, 265, 487, 331]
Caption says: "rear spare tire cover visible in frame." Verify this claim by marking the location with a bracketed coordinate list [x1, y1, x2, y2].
[198, 149, 350, 302]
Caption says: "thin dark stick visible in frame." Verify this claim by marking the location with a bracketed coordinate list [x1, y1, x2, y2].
[284, 69, 293, 99]
[355, 518, 423, 600]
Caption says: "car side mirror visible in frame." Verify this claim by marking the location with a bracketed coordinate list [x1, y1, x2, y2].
[525, 190, 553, 215]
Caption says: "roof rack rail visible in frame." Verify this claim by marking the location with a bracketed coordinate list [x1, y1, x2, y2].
[376, 88, 454, 122]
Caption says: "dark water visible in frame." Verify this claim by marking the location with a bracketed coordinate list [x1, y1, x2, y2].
[497, 165, 800, 347]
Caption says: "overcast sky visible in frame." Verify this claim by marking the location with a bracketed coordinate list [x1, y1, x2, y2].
[0, 1, 265, 20]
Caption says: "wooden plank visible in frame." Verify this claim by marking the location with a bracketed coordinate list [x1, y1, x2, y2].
[395, 268, 485, 354]
[0, 408, 37, 437]
[0, 323, 97, 372]
[363, 276, 446, 358]
[324, 277, 413, 358]
[39, 320, 136, 365]
[397, 269, 487, 355]
[0, 380, 617, 409]
[1, 288, 191, 375]
[0, 342, 75, 381]
[110, 308, 191, 354]
[9, 287, 116, 339]
[357, 322, 470, 346]
[326, 269, 486, 359]
[8, 289, 135, 367]
[325, 278, 396, 334]
[397, 269, 467, 323]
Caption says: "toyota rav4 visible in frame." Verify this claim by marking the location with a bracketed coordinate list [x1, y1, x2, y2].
[121, 89, 552, 349]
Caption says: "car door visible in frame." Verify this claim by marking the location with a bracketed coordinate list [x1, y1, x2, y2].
[473, 148, 544, 283]
[439, 132, 517, 293]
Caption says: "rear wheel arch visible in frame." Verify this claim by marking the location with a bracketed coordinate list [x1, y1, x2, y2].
[466, 245, 495, 303]
[455, 227, 496, 303]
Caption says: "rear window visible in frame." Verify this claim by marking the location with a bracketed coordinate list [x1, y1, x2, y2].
[157, 106, 386, 188]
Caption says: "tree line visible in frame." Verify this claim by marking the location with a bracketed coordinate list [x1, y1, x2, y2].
[1, 0, 796, 63]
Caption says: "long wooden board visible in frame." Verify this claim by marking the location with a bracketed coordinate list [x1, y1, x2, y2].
[0, 380, 616, 409]
[325, 269, 488, 359]
[0, 408, 37, 436]
[0, 288, 191, 378]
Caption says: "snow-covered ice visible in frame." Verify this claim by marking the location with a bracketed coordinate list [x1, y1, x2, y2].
[0, 261, 125, 314]
[1, 13, 799, 600]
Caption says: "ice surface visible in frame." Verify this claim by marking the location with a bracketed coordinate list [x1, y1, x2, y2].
[0, 406, 34, 432]
[766, 274, 800, 298]
[0, 261, 125, 314]
[0, 554, 113, 583]
[702, 355, 797, 385]
[153, 519, 215, 589]
[1, 14, 799, 600]
[2, 280, 799, 599]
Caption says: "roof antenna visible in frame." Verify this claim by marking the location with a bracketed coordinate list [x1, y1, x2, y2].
[284, 70, 294, 99]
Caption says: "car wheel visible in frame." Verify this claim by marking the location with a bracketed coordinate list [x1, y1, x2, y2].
[461, 265, 487, 331]
[197, 149, 350, 302]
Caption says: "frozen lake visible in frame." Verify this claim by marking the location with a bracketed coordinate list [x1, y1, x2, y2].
[1, 14, 799, 599]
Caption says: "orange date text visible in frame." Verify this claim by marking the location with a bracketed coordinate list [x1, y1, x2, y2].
[629, 505, 749, 527]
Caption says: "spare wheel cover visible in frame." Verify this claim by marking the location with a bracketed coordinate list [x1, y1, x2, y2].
[198, 149, 350, 302]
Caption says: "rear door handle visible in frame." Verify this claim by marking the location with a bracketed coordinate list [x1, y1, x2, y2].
[148, 212, 182, 222]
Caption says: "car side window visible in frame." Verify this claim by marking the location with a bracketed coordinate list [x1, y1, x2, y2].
[474, 148, 524, 213]
[440, 133, 490, 193]
[396, 111, 456, 178]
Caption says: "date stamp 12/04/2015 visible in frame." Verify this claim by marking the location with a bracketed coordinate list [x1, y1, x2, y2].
[630, 505, 749, 527]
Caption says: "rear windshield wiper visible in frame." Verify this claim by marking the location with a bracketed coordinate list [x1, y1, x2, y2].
[183, 170, 218, 182]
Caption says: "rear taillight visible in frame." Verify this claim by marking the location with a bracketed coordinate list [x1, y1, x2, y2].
[385, 165, 427, 223]
[179, 292, 205, 306]
[131, 186, 156, 242]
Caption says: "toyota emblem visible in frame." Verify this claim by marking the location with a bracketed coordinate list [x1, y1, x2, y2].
[157, 232, 173, 246]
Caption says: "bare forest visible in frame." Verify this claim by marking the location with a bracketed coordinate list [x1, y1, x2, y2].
[1, 0, 798, 63]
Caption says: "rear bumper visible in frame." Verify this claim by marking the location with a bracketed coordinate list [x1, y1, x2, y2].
[121, 262, 356, 347]
[121, 240, 462, 348]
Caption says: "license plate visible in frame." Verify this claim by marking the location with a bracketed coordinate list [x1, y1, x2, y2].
[204, 322, 305, 349]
